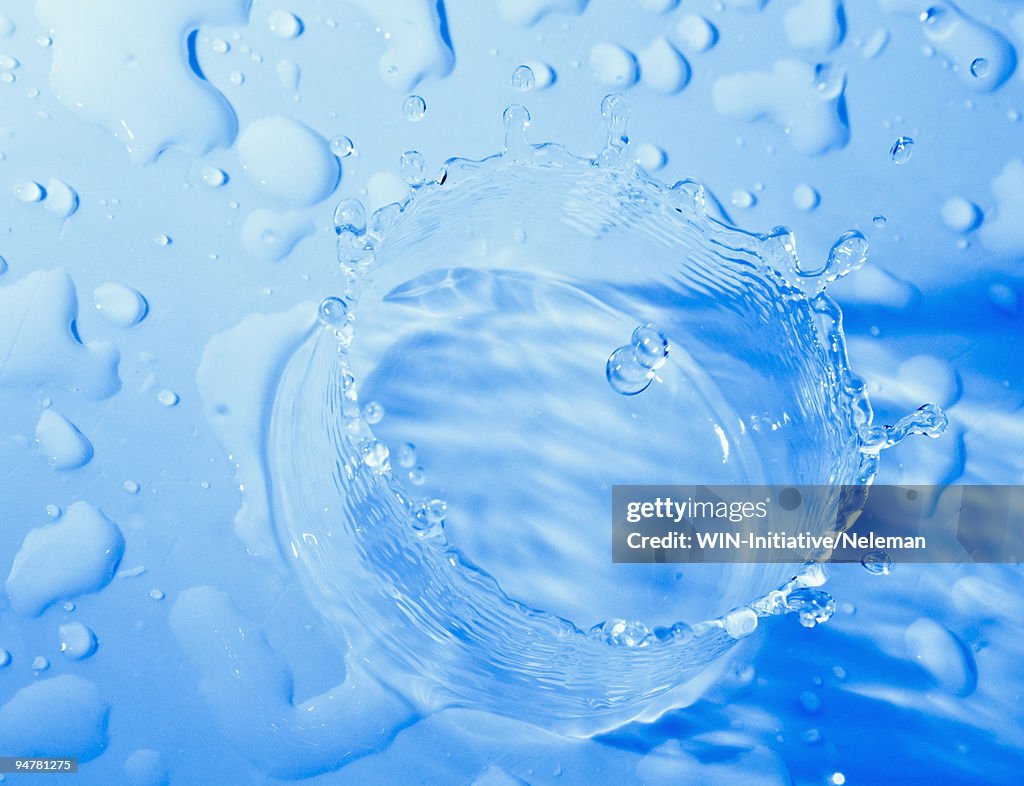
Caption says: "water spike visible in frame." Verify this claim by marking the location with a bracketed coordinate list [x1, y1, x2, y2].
[333, 198, 366, 236]
[598, 93, 631, 168]
[502, 104, 532, 160]
[399, 150, 427, 187]
[762, 226, 801, 279]
[861, 403, 948, 454]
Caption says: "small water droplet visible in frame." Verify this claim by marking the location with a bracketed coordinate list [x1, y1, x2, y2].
[200, 166, 226, 187]
[330, 135, 354, 157]
[731, 188, 756, 209]
[123, 480, 140, 495]
[318, 297, 348, 327]
[511, 64, 536, 92]
[268, 9, 303, 39]
[211, 38, 229, 54]
[408, 465, 426, 485]
[861, 550, 893, 575]
[872, 214, 887, 227]
[397, 443, 417, 468]
[920, 6, 955, 36]
[813, 62, 845, 100]
[606, 345, 653, 396]
[157, 389, 179, 407]
[45, 504, 61, 519]
[785, 588, 836, 628]
[890, 135, 914, 164]
[154, 233, 171, 246]
[149, 588, 165, 601]
[400, 150, 427, 186]
[362, 401, 385, 424]
[12, 180, 43, 203]
[969, 57, 989, 78]
[31, 655, 49, 672]
[403, 95, 426, 122]
[229, 70, 245, 86]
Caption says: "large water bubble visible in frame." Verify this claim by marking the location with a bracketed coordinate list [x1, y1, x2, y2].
[270, 99, 940, 736]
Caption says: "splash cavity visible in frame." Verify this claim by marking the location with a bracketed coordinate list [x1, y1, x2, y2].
[266, 99, 943, 737]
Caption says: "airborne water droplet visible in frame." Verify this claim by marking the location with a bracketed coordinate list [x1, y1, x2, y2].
[861, 550, 893, 575]
[785, 588, 836, 628]
[403, 95, 426, 122]
[318, 297, 348, 328]
[890, 136, 914, 164]
[631, 323, 669, 369]
[826, 230, 869, 280]
[512, 64, 536, 92]
[969, 57, 990, 78]
[330, 135, 354, 158]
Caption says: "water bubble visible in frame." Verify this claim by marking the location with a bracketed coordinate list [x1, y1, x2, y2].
[969, 58, 990, 78]
[785, 588, 836, 628]
[333, 198, 366, 235]
[400, 150, 427, 186]
[723, 607, 759, 639]
[826, 230, 869, 280]
[512, 64, 536, 92]
[890, 135, 914, 164]
[330, 135, 354, 158]
[45, 504, 61, 519]
[606, 345, 653, 396]
[631, 323, 669, 369]
[861, 550, 893, 575]
[318, 297, 348, 328]
[12, 180, 43, 203]
[397, 443, 417, 468]
[362, 401, 385, 424]
[408, 466, 426, 485]
[597, 619, 651, 647]
[403, 95, 426, 122]
[157, 389, 179, 407]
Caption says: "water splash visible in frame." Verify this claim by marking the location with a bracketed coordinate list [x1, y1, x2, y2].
[267, 100, 947, 736]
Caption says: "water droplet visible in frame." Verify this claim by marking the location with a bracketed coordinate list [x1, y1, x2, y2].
[813, 63, 845, 100]
[512, 64, 536, 92]
[45, 504, 61, 519]
[59, 622, 97, 660]
[872, 214, 887, 227]
[631, 323, 669, 369]
[0, 649, 9, 668]
[333, 198, 366, 235]
[12, 180, 43, 203]
[890, 135, 914, 164]
[793, 183, 820, 212]
[408, 465, 426, 485]
[403, 95, 426, 122]
[826, 230, 869, 280]
[970, 58, 990, 78]
[157, 389, 179, 407]
[829, 772, 846, 786]
[330, 135, 354, 158]
[31, 655, 49, 672]
[0, 54, 17, 70]
[149, 588, 165, 601]
[397, 443, 417, 468]
[606, 345, 653, 396]
[861, 550, 893, 575]
[785, 588, 836, 628]
[723, 607, 759, 638]
[862, 402, 948, 452]
[211, 38, 229, 54]
[268, 9, 303, 39]
[200, 166, 226, 187]
[424, 499, 447, 525]
[731, 188, 756, 209]
[229, 70, 245, 86]
[318, 297, 348, 327]
[362, 401, 385, 424]
[123, 480, 140, 495]
[400, 150, 427, 186]
[154, 233, 171, 246]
